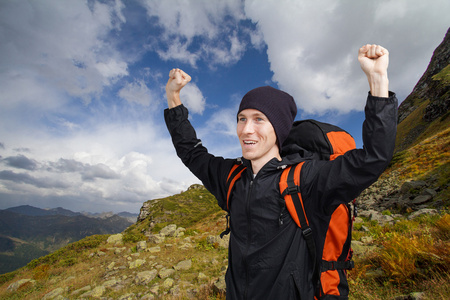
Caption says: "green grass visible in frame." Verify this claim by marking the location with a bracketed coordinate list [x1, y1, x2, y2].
[25, 234, 108, 270]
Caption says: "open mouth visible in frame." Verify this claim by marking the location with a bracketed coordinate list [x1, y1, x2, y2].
[243, 140, 257, 145]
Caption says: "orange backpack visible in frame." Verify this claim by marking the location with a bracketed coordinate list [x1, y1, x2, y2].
[225, 119, 357, 299]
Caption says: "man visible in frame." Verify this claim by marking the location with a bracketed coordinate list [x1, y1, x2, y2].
[164, 44, 397, 299]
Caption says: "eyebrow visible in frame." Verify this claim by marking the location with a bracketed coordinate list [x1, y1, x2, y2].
[238, 112, 266, 119]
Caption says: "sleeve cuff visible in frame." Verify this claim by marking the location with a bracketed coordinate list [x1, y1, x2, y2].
[368, 91, 396, 101]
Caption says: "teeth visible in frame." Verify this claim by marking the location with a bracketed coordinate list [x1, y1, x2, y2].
[244, 141, 256, 145]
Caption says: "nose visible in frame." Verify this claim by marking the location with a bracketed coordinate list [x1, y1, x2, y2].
[241, 120, 255, 134]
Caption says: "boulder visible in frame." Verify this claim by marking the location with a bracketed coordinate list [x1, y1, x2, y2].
[81, 286, 106, 298]
[159, 268, 175, 279]
[148, 233, 165, 244]
[148, 246, 161, 253]
[135, 270, 158, 285]
[408, 208, 438, 220]
[42, 287, 64, 300]
[213, 275, 226, 294]
[7, 279, 35, 291]
[137, 241, 147, 252]
[174, 227, 186, 237]
[411, 194, 433, 205]
[70, 285, 91, 296]
[129, 259, 146, 269]
[163, 278, 175, 289]
[160, 224, 177, 237]
[207, 234, 230, 249]
[174, 259, 192, 271]
[400, 181, 427, 194]
[107, 233, 124, 245]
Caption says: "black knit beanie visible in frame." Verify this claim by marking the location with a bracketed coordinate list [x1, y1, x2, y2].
[237, 86, 297, 150]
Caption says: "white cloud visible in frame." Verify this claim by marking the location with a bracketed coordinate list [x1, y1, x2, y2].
[95, 60, 129, 85]
[140, 0, 244, 40]
[244, 0, 450, 115]
[118, 80, 155, 107]
[140, 0, 248, 67]
[0, 0, 128, 106]
[156, 38, 200, 66]
[203, 33, 247, 66]
[0, 119, 198, 213]
[181, 83, 206, 115]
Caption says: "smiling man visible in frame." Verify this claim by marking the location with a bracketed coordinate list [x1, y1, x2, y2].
[164, 44, 398, 299]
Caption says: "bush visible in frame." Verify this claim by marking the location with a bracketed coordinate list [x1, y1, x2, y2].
[435, 213, 450, 240]
[123, 231, 146, 243]
[378, 233, 432, 282]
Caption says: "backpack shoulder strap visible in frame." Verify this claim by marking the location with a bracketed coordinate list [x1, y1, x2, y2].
[226, 163, 247, 211]
[279, 162, 318, 282]
[220, 162, 246, 238]
[280, 162, 308, 228]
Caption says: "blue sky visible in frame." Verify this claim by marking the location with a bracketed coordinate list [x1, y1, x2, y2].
[0, 0, 448, 214]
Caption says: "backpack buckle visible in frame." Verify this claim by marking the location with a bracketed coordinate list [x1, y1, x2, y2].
[302, 227, 312, 238]
[286, 185, 300, 195]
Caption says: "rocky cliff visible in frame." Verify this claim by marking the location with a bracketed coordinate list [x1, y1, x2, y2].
[396, 27, 450, 152]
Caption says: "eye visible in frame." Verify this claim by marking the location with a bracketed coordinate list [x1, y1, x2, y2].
[238, 117, 247, 122]
[254, 116, 267, 123]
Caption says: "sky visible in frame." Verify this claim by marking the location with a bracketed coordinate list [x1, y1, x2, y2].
[0, 0, 449, 214]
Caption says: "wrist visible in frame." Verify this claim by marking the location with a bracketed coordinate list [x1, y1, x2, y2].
[166, 90, 182, 108]
[367, 73, 389, 97]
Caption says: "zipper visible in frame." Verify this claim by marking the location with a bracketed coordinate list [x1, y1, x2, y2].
[278, 190, 287, 226]
[279, 204, 287, 226]
[243, 180, 253, 300]
[278, 165, 287, 226]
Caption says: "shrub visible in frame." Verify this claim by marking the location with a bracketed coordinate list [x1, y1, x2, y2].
[435, 213, 450, 240]
[123, 230, 146, 243]
[33, 264, 50, 280]
[378, 233, 431, 282]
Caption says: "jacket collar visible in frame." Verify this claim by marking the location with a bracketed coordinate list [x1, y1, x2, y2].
[240, 152, 307, 175]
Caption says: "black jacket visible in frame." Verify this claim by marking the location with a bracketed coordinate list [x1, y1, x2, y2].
[164, 92, 398, 299]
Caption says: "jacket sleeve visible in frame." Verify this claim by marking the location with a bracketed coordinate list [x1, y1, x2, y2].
[164, 104, 234, 210]
[301, 92, 398, 213]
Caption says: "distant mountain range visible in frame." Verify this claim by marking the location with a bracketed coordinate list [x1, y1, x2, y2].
[0, 205, 138, 274]
[3, 204, 138, 221]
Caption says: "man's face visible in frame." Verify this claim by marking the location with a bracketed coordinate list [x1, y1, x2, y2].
[236, 109, 279, 165]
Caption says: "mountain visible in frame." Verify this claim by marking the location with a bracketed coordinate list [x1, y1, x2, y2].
[117, 211, 139, 223]
[5, 205, 81, 217]
[0, 30, 448, 299]
[0, 208, 135, 274]
[396, 27, 450, 153]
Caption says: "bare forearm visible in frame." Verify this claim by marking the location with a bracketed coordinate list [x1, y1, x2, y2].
[166, 90, 182, 109]
[367, 73, 389, 97]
